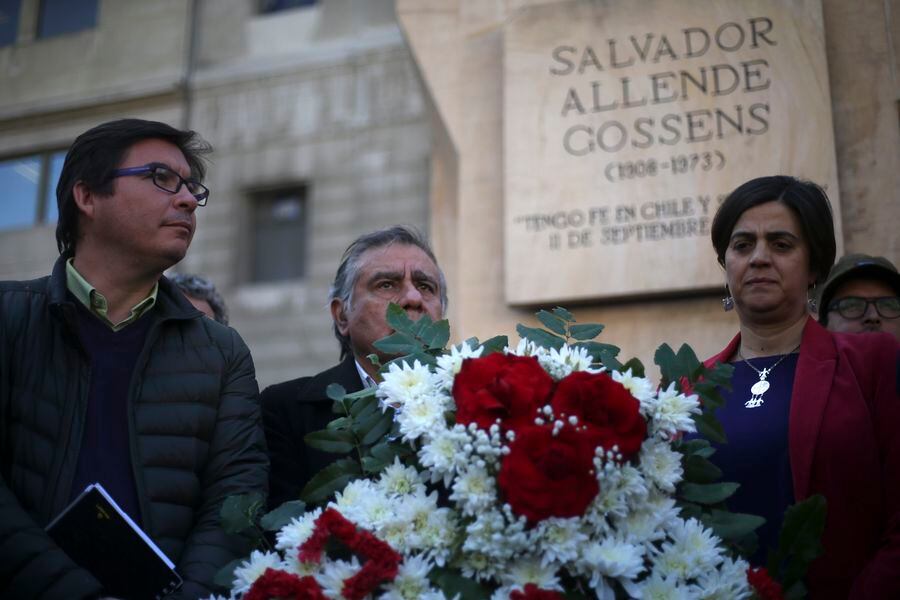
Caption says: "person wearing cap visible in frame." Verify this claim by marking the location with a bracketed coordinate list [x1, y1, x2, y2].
[817, 253, 900, 341]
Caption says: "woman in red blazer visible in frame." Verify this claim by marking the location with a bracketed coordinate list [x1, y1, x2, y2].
[706, 175, 900, 599]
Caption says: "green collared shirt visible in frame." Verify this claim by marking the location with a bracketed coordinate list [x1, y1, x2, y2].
[66, 259, 158, 331]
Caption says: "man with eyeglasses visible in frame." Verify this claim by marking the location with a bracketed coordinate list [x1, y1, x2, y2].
[0, 119, 267, 599]
[818, 253, 900, 342]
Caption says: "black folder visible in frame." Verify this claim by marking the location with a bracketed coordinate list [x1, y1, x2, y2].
[46, 483, 182, 600]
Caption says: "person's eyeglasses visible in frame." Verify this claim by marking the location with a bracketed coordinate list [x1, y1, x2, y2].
[828, 296, 900, 320]
[111, 163, 209, 205]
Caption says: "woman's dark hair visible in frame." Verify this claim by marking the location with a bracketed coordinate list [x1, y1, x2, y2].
[711, 175, 836, 285]
[56, 118, 212, 258]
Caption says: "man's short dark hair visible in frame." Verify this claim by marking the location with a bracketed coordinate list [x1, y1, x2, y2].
[56, 118, 212, 258]
[169, 273, 229, 325]
[711, 175, 836, 286]
[328, 226, 447, 359]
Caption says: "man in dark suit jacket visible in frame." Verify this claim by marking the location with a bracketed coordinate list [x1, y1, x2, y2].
[262, 226, 447, 508]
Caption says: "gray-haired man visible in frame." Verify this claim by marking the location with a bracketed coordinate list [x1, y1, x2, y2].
[261, 226, 447, 507]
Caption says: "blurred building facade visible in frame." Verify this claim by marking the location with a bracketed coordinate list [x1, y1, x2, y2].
[0, 0, 430, 387]
[2, 0, 897, 385]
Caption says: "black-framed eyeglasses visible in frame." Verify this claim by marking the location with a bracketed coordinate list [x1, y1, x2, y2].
[828, 296, 900, 320]
[111, 163, 209, 205]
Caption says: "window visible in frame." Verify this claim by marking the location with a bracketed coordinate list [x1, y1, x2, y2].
[259, 0, 316, 15]
[250, 187, 307, 282]
[37, 0, 97, 39]
[0, 0, 21, 46]
[0, 150, 66, 231]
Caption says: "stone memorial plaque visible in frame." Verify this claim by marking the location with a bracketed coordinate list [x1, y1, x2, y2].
[504, 0, 840, 303]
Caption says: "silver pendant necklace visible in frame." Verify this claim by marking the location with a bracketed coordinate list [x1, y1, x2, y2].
[737, 344, 801, 409]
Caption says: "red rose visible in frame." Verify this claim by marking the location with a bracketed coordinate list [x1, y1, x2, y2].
[747, 567, 784, 600]
[498, 425, 599, 523]
[509, 583, 565, 599]
[551, 371, 646, 460]
[244, 568, 326, 600]
[453, 354, 554, 431]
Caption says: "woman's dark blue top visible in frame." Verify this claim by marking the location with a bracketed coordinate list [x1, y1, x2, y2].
[713, 353, 799, 566]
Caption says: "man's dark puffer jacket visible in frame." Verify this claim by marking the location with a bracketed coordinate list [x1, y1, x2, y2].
[0, 257, 269, 599]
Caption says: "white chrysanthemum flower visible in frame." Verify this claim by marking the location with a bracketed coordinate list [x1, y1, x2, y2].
[500, 556, 563, 591]
[637, 572, 693, 600]
[449, 464, 497, 515]
[647, 382, 701, 439]
[396, 392, 449, 440]
[315, 557, 361, 600]
[532, 517, 589, 566]
[580, 536, 645, 591]
[231, 550, 282, 594]
[332, 478, 376, 513]
[377, 458, 427, 497]
[457, 550, 504, 581]
[614, 492, 678, 545]
[275, 506, 323, 552]
[639, 438, 684, 493]
[654, 518, 724, 581]
[538, 344, 598, 380]
[419, 426, 472, 484]
[507, 338, 545, 358]
[380, 555, 444, 600]
[612, 369, 656, 404]
[435, 341, 484, 390]
[692, 555, 753, 600]
[279, 551, 318, 578]
[414, 507, 457, 566]
[377, 359, 438, 409]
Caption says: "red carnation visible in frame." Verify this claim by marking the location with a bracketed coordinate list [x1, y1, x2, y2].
[453, 353, 554, 431]
[498, 425, 599, 523]
[551, 371, 646, 459]
[244, 568, 326, 600]
[747, 567, 784, 600]
[509, 583, 565, 599]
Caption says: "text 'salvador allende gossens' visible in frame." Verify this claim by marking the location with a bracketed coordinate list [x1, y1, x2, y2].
[551, 16, 776, 156]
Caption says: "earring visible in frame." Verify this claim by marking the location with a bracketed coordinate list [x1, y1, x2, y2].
[722, 286, 734, 312]
[806, 284, 819, 314]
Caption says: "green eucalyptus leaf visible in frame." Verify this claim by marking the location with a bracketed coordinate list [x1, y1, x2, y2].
[365, 353, 382, 369]
[674, 343, 702, 378]
[300, 458, 362, 504]
[213, 558, 243, 589]
[219, 492, 264, 535]
[479, 335, 509, 355]
[703, 509, 765, 540]
[370, 440, 413, 463]
[620, 357, 645, 377]
[260, 500, 307, 531]
[684, 454, 723, 483]
[385, 303, 416, 332]
[694, 410, 727, 444]
[551, 306, 574, 321]
[383, 350, 438, 372]
[680, 482, 739, 505]
[655, 343, 678, 384]
[516, 324, 565, 350]
[304, 429, 356, 454]
[326, 383, 347, 402]
[326, 417, 351, 431]
[577, 341, 620, 357]
[373, 331, 421, 355]
[769, 494, 827, 587]
[350, 394, 380, 419]
[429, 566, 491, 599]
[420, 318, 451, 349]
[361, 456, 386, 474]
[676, 438, 711, 456]
[569, 323, 604, 340]
[537, 310, 568, 336]
[678, 501, 703, 521]
[410, 313, 434, 338]
[360, 411, 395, 446]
